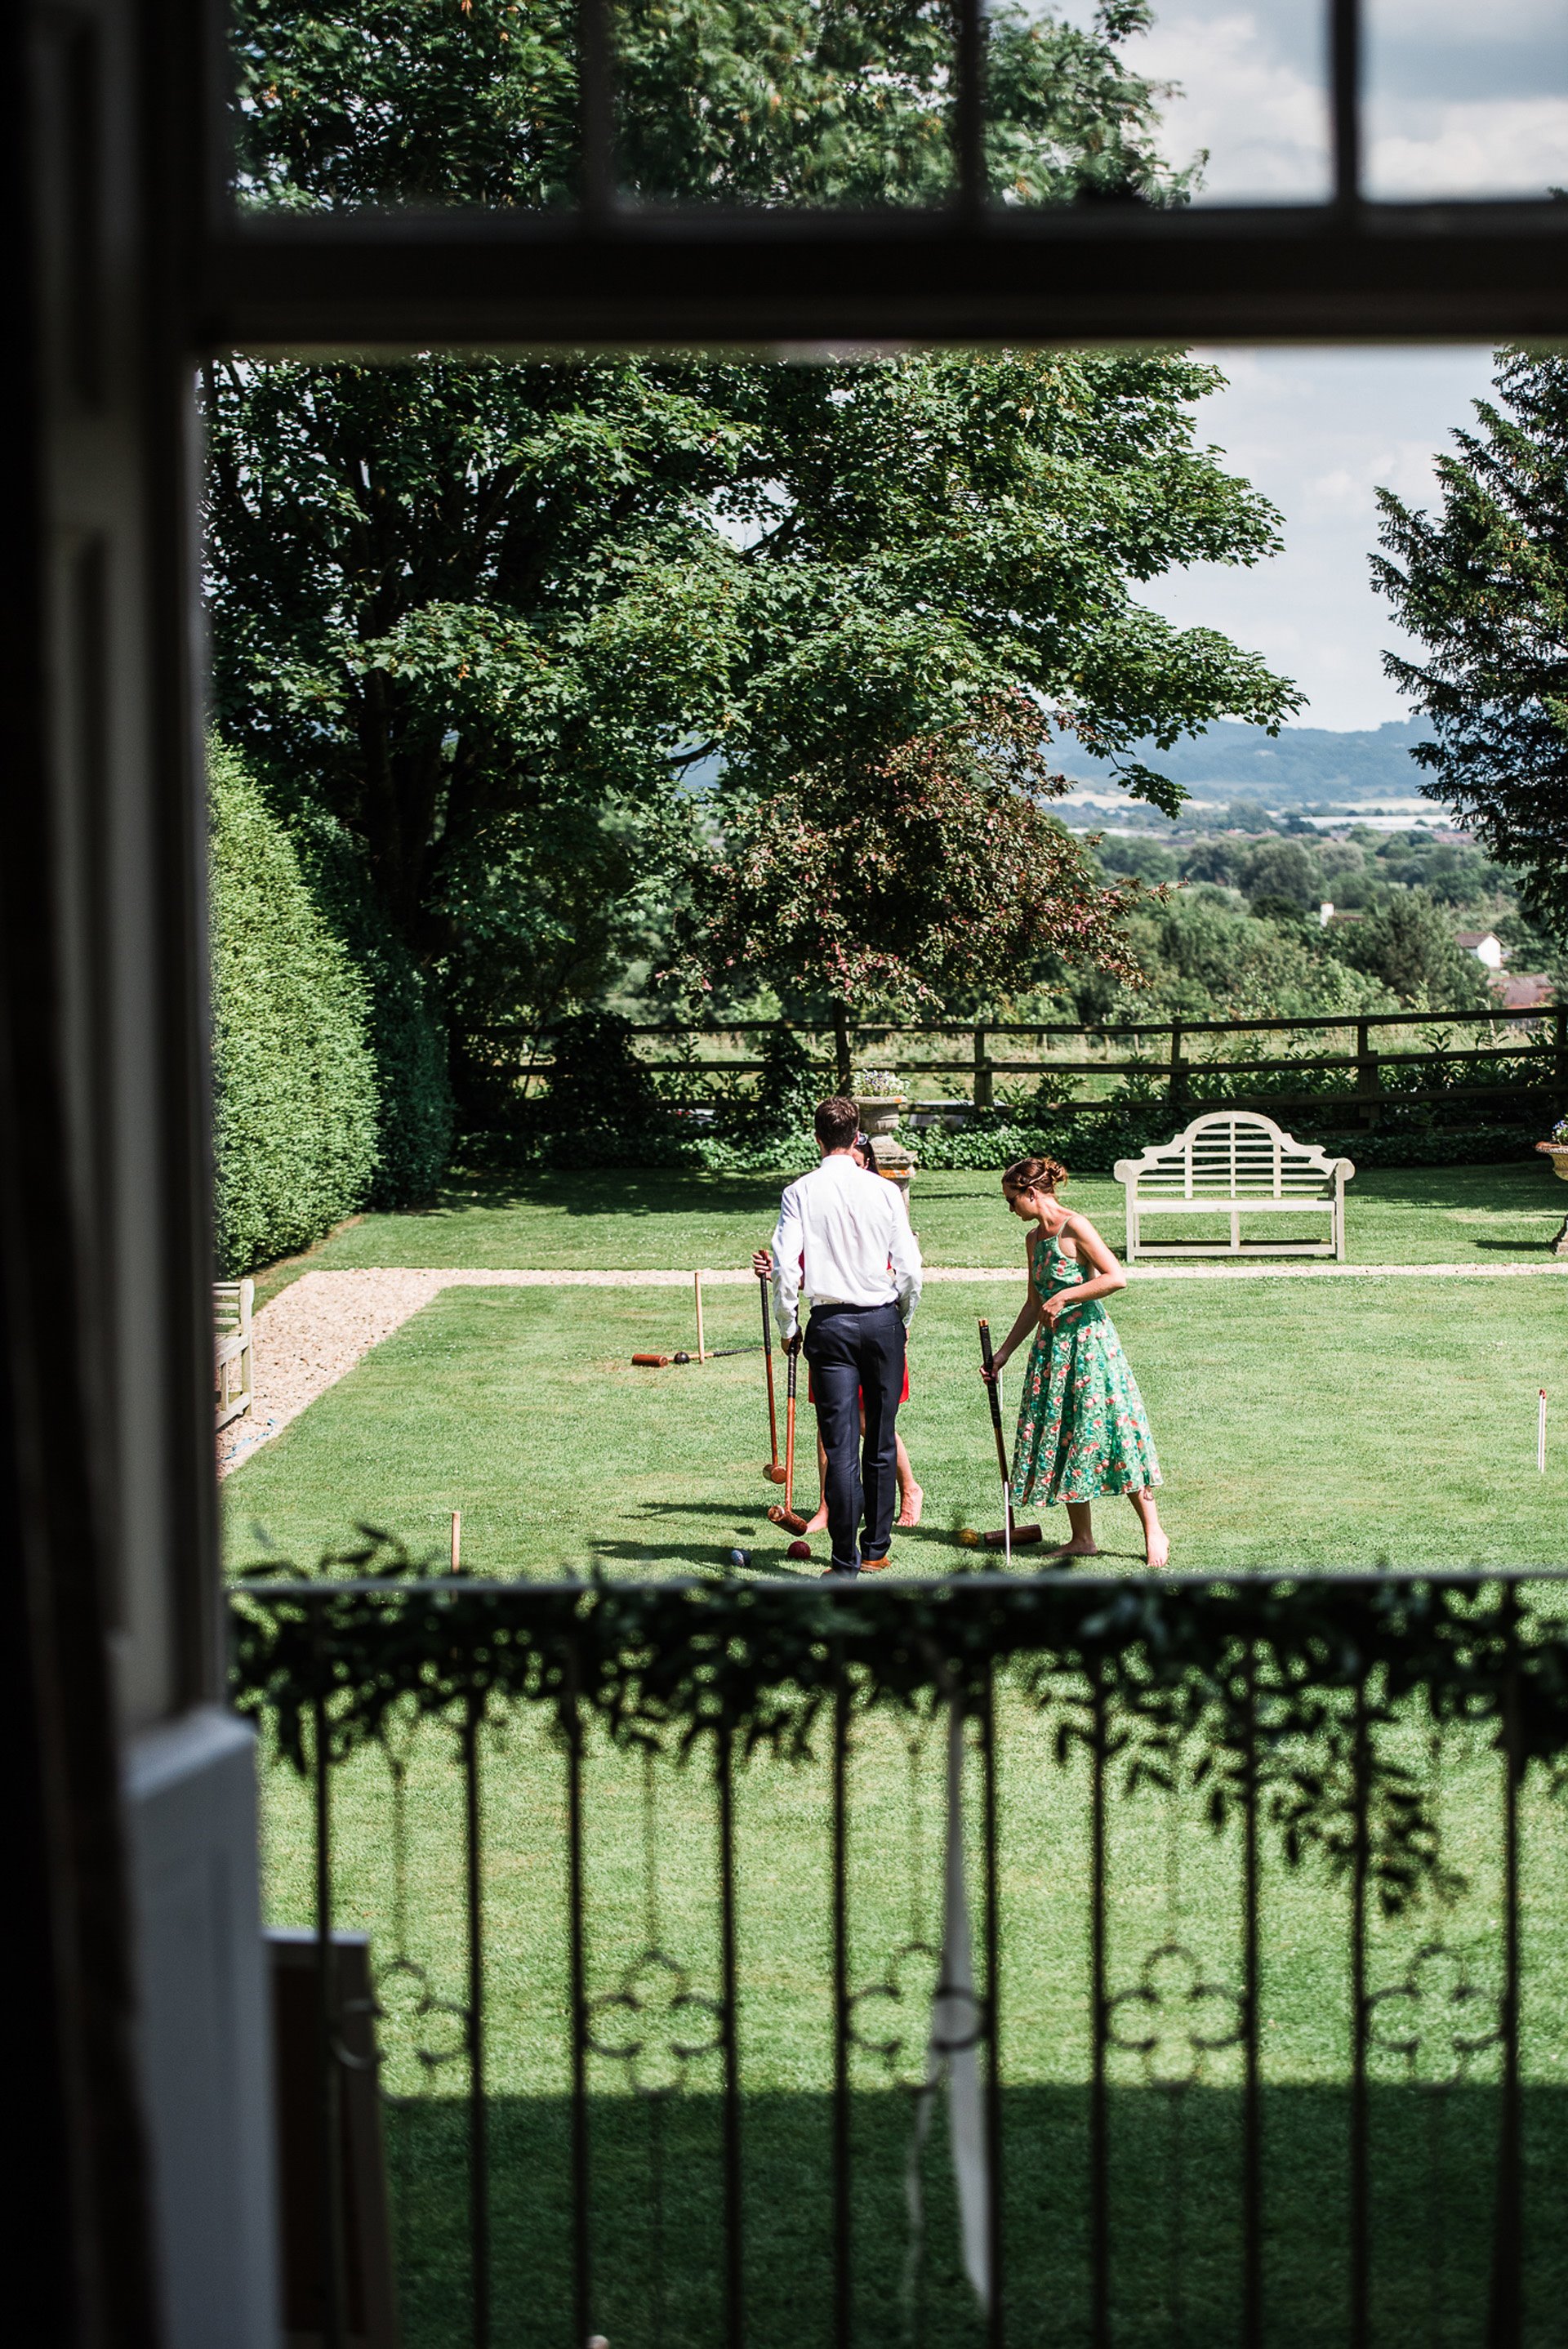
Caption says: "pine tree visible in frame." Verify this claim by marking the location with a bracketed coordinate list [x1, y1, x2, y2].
[1373, 350, 1568, 927]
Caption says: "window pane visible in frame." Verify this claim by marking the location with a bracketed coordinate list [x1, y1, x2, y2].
[230, 0, 581, 210]
[612, 0, 957, 207]
[1365, 0, 1568, 199]
[990, 0, 1330, 209]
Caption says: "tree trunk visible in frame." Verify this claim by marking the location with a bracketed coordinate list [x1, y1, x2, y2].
[831, 1000, 853, 1093]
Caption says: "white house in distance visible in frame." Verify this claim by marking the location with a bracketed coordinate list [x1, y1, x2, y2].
[1455, 929, 1506, 969]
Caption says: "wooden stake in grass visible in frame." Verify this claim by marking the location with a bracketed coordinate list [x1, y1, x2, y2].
[450, 1509, 461, 1574]
[694, 1268, 706, 1362]
[1539, 1388, 1548, 1473]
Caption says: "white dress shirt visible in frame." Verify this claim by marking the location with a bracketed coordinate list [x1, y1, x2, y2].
[771, 1152, 923, 1342]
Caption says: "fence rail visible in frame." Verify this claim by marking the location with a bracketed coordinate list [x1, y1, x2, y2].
[473, 1006, 1566, 1130]
[232, 1569, 1568, 2349]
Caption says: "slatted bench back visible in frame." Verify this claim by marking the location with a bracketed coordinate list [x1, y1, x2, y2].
[1114, 1113, 1356, 1261]
[1132, 1114, 1338, 1200]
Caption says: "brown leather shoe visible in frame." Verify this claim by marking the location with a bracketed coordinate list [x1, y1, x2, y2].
[859, 1553, 891, 1573]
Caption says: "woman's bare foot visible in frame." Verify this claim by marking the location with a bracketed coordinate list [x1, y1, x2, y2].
[1128, 1491, 1169, 1571]
[897, 1483, 924, 1527]
[1047, 1537, 1101, 1558]
[804, 1503, 829, 1534]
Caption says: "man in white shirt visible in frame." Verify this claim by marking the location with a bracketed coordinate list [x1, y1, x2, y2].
[769, 1095, 923, 1575]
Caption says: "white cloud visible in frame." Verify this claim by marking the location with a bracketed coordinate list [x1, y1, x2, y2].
[1110, 0, 1567, 203]
[1140, 348, 1501, 730]
[1366, 97, 1568, 198]
[1134, 7, 1329, 199]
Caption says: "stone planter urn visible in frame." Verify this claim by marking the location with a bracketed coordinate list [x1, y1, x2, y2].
[1535, 1140, 1568, 1256]
[854, 1094, 905, 1138]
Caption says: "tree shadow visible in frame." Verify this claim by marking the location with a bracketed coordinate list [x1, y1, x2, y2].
[383, 2084, 1568, 2349]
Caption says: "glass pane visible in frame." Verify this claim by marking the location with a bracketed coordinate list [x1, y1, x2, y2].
[230, 0, 581, 211]
[229, 0, 1343, 216]
[1365, 0, 1568, 199]
[612, 0, 957, 207]
[989, 0, 1331, 209]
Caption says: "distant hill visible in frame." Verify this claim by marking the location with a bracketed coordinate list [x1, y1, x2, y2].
[1057, 716, 1437, 809]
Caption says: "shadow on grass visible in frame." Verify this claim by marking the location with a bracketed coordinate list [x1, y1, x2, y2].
[425, 1170, 797, 1224]
[383, 2084, 1568, 2349]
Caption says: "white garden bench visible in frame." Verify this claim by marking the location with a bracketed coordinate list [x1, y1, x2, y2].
[1115, 1112, 1356, 1262]
[215, 1278, 254, 1425]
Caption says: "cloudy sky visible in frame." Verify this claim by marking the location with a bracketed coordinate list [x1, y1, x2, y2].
[1087, 2, 1565, 729]
[1143, 345, 1500, 731]
[1110, 0, 1568, 201]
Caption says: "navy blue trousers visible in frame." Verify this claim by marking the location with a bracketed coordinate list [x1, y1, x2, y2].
[803, 1302, 906, 1573]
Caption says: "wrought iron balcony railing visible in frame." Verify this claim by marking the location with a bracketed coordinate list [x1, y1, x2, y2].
[230, 1567, 1568, 2349]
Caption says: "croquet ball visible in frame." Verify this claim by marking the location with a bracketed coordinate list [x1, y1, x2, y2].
[786, 1539, 812, 1562]
[673, 1350, 691, 1363]
[956, 1527, 980, 1549]
[728, 1547, 752, 1569]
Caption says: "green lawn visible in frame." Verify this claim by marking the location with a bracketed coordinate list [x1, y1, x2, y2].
[254, 1158, 1564, 1306]
[226, 1275, 1566, 1580]
[236, 1162, 1568, 2344]
[257, 1683, 1568, 2348]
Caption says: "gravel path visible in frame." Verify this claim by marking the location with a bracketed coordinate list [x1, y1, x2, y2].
[218, 1257, 1567, 1477]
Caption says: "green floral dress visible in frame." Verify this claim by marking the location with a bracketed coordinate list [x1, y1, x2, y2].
[1009, 1232, 1161, 1508]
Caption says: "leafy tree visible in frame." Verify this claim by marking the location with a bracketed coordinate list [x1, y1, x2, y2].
[233, 0, 1199, 212]
[1373, 349, 1568, 928]
[212, 1, 1300, 1094]
[1111, 887, 1390, 1023]
[1239, 836, 1319, 910]
[673, 693, 1139, 1084]
[207, 347, 1298, 1083]
[1327, 889, 1493, 1009]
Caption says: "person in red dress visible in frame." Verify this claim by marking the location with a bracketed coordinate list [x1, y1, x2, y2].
[753, 1131, 924, 1529]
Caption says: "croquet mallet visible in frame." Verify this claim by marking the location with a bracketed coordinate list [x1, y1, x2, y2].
[766, 1335, 809, 1534]
[760, 1268, 786, 1482]
[978, 1317, 1042, 1553]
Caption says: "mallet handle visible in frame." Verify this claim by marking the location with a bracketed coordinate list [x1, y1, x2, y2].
[784, 1338, 799, 1514]
[978, 1318, 1013, 1522]
[760, 1271, 780, 1468]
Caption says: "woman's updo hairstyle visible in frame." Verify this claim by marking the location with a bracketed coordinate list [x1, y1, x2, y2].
[1002, 1154, 1068, 1196]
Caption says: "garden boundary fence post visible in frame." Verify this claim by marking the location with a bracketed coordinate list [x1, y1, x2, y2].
[1356, 1021, 1382, 1130]
[973, 1026, 992, 1110]
[1555, 1005, 1567, 1110]
[1168, 1019, 1186, 1109]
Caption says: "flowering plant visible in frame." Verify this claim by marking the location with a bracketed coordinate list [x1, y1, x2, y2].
[853, 1069, 900, 1096]
[1552, 1116, 1568, 1143]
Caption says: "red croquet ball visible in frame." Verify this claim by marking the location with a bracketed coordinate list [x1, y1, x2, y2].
[786, 1539, 812, 1562]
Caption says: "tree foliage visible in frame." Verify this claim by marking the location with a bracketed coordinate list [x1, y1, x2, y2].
[674, 690, 1138, 1079]
[1373, 349, 1568, 929]
[232, 0, 1199, 211]
[207, 350, 1298, 1062]
[211, 0, 1301, 1087]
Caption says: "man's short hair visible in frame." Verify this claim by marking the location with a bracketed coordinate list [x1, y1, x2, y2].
[815, 1095, 860, 1152]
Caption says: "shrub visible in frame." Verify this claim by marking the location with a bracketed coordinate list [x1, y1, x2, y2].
[282, 799, 453, 1204]
[210, 742, 381, 1273]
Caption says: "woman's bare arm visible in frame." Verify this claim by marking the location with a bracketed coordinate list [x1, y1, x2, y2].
[987, 1241, 1045, 1375]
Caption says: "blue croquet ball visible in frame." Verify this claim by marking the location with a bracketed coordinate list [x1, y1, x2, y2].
[728, 1546, 751, 1569]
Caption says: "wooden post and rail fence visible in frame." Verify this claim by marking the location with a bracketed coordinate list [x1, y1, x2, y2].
[475, 1004, 1568, 1130]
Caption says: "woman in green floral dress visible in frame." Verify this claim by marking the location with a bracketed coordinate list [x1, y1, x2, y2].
[982, 1155, 1168, 1567]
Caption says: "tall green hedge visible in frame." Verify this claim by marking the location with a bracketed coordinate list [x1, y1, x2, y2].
[283, 800, 453, 1206]
[211, 742, 381, 1273]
